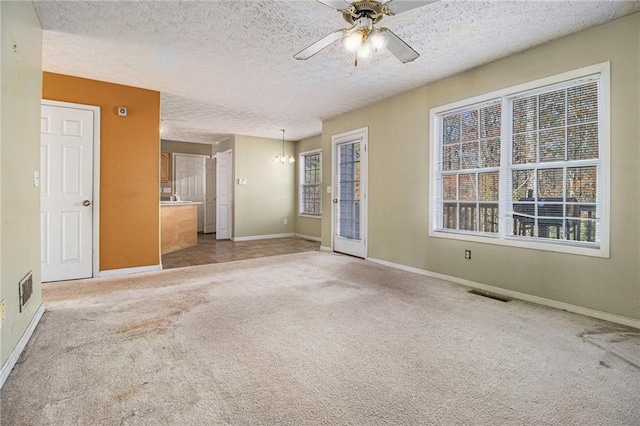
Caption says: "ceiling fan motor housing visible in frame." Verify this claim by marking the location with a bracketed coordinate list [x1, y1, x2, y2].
[342, 1, 388, 25]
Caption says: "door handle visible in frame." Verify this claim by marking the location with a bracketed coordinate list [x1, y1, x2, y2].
[333, 199, 338, 204]
[83, 200, 91, 207]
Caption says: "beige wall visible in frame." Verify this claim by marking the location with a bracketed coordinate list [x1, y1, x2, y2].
[234, 135, 296, 238]
[295, 134, 322, 239]
[1, 1, 43, 367]
[322, 13, 640, 320]
[161, 140, 212, 156]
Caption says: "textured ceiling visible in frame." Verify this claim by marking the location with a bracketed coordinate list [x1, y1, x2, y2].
[35, 0, 640, 144]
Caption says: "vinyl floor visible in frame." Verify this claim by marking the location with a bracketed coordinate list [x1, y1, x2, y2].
[161, 233, 320, 269]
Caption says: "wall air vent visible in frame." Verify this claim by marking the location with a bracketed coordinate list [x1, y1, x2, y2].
[19, 271, 33, 312]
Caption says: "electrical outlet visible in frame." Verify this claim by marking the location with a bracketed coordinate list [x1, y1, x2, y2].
[0, 299, 5, 323]
[465, 250, 472, 260]
[283, 218, 288, 225]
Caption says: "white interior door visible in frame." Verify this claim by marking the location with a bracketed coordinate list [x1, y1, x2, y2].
[216, 151, 232, 240]
[174, 154, 206, 232]
[41, 104, 94, 282]
[332, 128, 368, 258]
[204, 158, 216, 234]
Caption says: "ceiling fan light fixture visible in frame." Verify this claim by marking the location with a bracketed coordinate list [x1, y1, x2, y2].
[357, 41, 372, 59]
[369, 30, 388, 50]
[343, 31, 362, 53]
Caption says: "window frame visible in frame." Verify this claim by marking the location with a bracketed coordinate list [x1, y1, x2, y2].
[429, 62, 610, 258]
[298, 148, 322, 218]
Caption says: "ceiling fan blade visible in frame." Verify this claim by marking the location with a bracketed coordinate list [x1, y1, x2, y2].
[383, 0, 437, 15]
[294, 30, 345, 60]
[383, 29, 419, 63]
[316, 0, 351, 11]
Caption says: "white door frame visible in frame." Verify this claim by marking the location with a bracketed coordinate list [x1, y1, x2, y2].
[214, 149, 233, 240]
[331, 127, 368, 258]
[42, 99, 101, 278]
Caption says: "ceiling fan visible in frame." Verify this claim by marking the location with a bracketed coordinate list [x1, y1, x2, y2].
[294, 0, 436, 65]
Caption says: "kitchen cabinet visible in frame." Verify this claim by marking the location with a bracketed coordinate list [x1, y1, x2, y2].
[160, 151, 171, 183]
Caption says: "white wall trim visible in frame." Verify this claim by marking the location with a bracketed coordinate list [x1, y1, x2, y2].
[232, 233, 295, 242]
[42, 99, 101, 277]
[98, 264, 162, 278]
[295, 233, 321, 242]
[320, 245, 332, 252]
[367, 257, 640, 330]
[0, 304, 45, 389]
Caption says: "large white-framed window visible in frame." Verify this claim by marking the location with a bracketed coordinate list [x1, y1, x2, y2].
[430, 62, 610, 257]
[299, 149, 322, 217]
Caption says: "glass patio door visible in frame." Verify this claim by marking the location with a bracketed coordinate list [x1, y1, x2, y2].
[333, 128, 367, 258]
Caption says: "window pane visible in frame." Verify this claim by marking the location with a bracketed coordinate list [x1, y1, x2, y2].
[443, 175, 457, 200]
[443, 144, 460, 171]
[443, 114, 460, 144]
[461, 141, 479, 169]
[480, 104, 501, 138]
[513, 132, 536, 164]
[459, 204, 477, 231]
[480, 138, 500, 168]
[443, 203, 457, 229]
[537, 168, 564, 198]
[513, 96, 537, 133]
[461, 110, 479, 142]
[539, 89, 566, 129]
[479, 172, 499, 201]
[568, 82, 598, 125]
[566, 166, 597, 203]
[539, 128, 565, 162]
[568, 123, 598, 160]
[459, 174, 477, 201]
[512, 169, 534, 200]
[479, 203, 499, 233]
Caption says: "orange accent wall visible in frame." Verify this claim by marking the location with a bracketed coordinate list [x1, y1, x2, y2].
[42, 72, 160, 271]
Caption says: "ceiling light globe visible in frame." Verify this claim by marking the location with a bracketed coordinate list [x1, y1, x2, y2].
[357, 43, 372, 59]
[343, 32, 362, 53]
[370, 31, 388, 50]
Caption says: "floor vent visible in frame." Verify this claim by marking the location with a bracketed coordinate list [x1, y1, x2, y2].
[468, 289, 511, 303]
[19, 271, 33, 312]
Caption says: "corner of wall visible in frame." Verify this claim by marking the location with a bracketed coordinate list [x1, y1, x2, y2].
[0, 0, 44, 373]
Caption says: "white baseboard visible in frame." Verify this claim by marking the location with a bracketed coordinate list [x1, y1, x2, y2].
[320, 245, 332, 252]
[1, 304, 45, 389]
[98, 264, 162, 278]
[295, 233, 321, 242]
[232, 233, 295, 242]
[367, 257, 640, 330]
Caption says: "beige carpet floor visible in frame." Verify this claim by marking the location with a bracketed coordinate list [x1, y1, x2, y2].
[2, 251, 639, 425]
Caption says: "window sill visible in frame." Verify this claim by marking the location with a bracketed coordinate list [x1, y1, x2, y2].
[428, 228, 609, 258]
[299, 214, 322, 219]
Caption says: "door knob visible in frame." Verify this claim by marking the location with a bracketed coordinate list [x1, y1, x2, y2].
[333, 199, 338, 204]
[83, 200, 91, 207]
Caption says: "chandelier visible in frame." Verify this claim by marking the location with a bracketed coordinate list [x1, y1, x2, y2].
[273, 129, 295, 164]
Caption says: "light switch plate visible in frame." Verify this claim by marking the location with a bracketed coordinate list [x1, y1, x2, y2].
[162, 188, 172, 193]
[33, 171, 40, 187]
[327, 186, 332, 194]
[0, 299, 5, 323]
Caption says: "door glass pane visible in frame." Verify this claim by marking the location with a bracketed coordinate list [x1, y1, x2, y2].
[338, 142, 360, 240]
